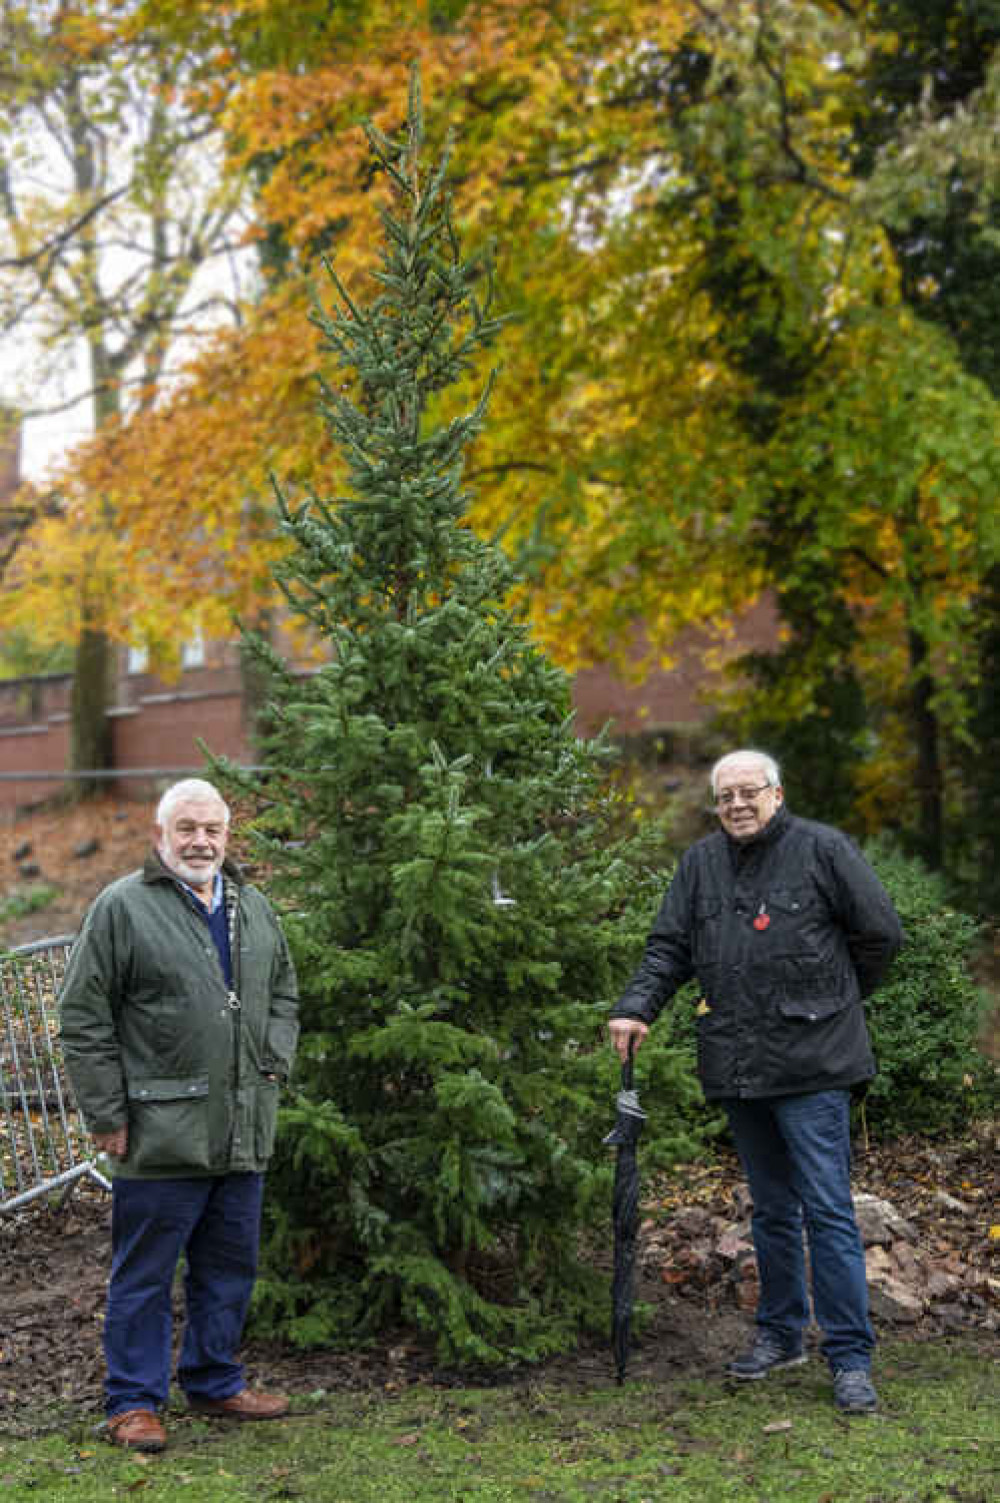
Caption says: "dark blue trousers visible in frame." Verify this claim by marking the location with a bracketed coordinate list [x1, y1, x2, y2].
[723, 1089, 874, 1374]
[104, 1173, 264, 1417]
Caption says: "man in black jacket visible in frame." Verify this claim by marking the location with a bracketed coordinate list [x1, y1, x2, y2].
[609, 749, 903, 1414]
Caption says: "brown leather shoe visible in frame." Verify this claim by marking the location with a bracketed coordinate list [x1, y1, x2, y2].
[187, 1388, 290, 1421]
[107, 1408, 167, 1452]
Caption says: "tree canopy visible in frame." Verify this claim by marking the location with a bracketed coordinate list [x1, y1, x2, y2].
[4, 0, 1000, 868]
[0, 0, 250, 773]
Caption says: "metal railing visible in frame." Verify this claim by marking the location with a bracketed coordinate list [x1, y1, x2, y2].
[0, 765, 268, 782]
[0, 934, 111, 1213]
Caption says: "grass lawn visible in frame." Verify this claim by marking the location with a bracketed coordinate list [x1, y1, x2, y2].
[0, 1336, 996, 1502]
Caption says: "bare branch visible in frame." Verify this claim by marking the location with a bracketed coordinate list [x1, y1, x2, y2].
[0, 186, 128, 271]
[751, 8, 850, 205]
[504, 152, 625, 190]
[465, 460, 556, 482]
[847, 545, 890, 581]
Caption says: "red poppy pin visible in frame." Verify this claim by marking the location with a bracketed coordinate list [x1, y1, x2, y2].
[753, 906, 770, 932]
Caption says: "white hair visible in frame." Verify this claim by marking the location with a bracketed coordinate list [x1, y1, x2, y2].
[155, 778, 230, 827]
[710, 749, 782, 797]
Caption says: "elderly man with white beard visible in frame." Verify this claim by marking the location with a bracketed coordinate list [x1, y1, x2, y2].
[60, 779, 298, 1452]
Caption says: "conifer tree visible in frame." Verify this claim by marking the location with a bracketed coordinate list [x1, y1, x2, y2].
[227, 74, 703, 1364]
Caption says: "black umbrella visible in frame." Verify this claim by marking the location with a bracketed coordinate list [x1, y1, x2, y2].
[602, 1036, 647, 1384]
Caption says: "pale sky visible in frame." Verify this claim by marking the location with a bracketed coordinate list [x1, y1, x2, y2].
[17, 411, 91, 483]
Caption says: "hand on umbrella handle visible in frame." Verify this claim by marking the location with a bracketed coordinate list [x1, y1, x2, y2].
[608, 1018, 648, 1076]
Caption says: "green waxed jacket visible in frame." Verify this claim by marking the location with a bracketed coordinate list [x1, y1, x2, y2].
[59, 852, 299, 1179]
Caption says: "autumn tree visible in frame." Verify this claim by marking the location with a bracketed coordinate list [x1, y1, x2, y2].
[847, 0, 1000, 896]
[24, 0, 703, 653]
[607, 0, 1000, 869]
[0, 0, 247, 786]
[14, 0, 1000, 874]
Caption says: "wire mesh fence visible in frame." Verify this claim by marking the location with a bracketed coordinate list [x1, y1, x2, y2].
[0, 934, 110, 1214]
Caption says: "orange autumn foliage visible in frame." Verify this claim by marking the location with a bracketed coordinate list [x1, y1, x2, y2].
[3, 0, 703, 665]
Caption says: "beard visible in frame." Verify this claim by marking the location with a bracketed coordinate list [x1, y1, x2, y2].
[159, 844, 223, 890]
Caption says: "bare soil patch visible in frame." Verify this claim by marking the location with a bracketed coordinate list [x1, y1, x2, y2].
[0, 795, 996, 1428]
[1, 1125, 996, 1428]
[0, 793, 154, 949]
[0, 791, 269, 950]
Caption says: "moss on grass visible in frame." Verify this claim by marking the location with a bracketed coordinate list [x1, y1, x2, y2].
[0, 1336, 995, 1502]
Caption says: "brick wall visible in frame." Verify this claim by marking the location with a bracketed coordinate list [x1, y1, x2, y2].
[110, 691, 253, 768]
[0, 690, 251, 808]
[0, 718, 71, 807]
[0, 602, 781, 807]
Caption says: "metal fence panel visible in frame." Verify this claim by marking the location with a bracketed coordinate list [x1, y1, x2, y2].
[0, 934, 110, 1213]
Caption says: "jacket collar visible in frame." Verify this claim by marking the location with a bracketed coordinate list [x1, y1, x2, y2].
[725, 800, 790, 856]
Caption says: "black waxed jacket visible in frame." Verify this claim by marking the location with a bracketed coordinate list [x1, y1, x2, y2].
[610, 805, 903, 1100]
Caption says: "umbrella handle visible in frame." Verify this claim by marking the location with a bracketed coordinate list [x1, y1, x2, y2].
[622, 1032, 635, 1093]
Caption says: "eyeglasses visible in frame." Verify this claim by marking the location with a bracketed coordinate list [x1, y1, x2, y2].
[714, 783, 774, 809]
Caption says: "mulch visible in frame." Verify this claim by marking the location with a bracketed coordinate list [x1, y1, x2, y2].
[1, 1122, 996, 1435]
[1, 800, 997, 1429]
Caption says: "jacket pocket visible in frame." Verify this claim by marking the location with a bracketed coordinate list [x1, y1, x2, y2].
[695, 1010, 735, 1093]
[776, 992, 848, 1023]
[125, 1075, 212, 1173]
[772, 991, 871, 1088]
[253, 1074, 280, 1162]
[776, 955, 854, 1021]
[692, 894, 723, 968]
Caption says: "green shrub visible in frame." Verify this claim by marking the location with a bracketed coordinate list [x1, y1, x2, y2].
[858, 842, 997, 1136]
[641, 842, 996, 1145]
[0, 884, 59, 927]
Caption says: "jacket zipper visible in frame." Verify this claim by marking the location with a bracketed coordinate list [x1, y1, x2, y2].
[228, 891, 242, 1158]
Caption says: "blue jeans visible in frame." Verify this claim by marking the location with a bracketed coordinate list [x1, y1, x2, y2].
[723, 1090, 873, 1373]
[104, 1173, 264, 1417]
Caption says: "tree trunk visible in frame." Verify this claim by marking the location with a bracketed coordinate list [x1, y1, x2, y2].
[907, 624, 943, 869]
[69, 615, 113, 798]
[974, 561, 1000, 905]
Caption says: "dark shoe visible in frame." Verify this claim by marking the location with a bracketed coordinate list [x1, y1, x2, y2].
[107, 1408, 167, 1452]
[833, 1367, 878, 1413]
[727, 1335, 807, 1381]
[188, 1388, 290, 1421]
